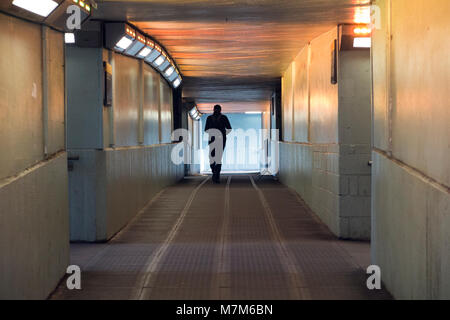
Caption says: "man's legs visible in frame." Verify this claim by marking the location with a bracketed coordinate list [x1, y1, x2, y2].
[214, 140, 226, 183]
[215, 164, 222, 182]
[210, 163, 218, 182]
[209, 137, 225, 183]
[209, 143, 217, 182]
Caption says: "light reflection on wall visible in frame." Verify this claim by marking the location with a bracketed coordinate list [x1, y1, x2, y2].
[354, 6, 371, 24]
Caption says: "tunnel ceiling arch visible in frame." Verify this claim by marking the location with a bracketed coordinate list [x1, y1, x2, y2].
[94, 0, 369, 112]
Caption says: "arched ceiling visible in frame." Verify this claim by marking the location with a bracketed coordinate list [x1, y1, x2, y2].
[94, 0, 370, 112]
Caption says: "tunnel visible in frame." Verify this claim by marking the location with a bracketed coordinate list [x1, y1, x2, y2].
[0, 0, 449, 303]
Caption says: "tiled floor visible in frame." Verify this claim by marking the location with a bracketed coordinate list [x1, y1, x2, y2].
[50, 175, 391, 300]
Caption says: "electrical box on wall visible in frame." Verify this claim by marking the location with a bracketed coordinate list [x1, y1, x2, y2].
[103, 61, 112, 107]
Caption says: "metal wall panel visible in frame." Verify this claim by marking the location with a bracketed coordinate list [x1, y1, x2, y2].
[309, 28, 338, 144]
[0, 14, 43, 180]
[338, 50, 371, 145]
[66, 47, 104, 149]
[371, 0, 450, 300]
[46, 29, 65, 155]
[159, 79, 173, 144]
[390, 0, 450, 186]
[293, 46, 310, 143]
[113, 53, 140, 147]
[143, 64, 160, 146]
[373, 0, 450, 185]
[372, 0, 389, 151]
[282, 64, 293, 142]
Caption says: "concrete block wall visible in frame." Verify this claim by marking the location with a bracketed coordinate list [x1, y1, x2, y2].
[338, 145, 372, 239]
[279, 142, 313, 207]
[371, 0, 450, 299]
[278, 27, 372, 240]
[0, 13, 69, 299]
[311, 144, 340, 235]
[67, 46, 182, 242]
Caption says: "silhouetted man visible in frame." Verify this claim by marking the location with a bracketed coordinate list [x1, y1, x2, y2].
[205, 105, 232, 183]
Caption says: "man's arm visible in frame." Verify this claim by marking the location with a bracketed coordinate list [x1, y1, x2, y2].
[204, 116, 211, 132]
[224, 116, 232, 134]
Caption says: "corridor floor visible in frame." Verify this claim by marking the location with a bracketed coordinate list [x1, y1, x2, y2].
[51, 175, 391, 300]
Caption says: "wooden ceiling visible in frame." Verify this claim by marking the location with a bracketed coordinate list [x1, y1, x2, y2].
[95, 0, 369, 112]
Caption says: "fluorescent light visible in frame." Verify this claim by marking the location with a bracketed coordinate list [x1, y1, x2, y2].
[353, 27, 371, 35]
[144, 50, 161, 63]
[124, 34, 146, 56]
[116, 36, 133, 50]
[189, 107, 201, 121]
[12, 0, 58, 17]
[173, 78, 181, 88]
[353, 37, 371, 48]
[137, 47, 152, 58]
[168, 70, 179, 81]
[65, 33, 75, 44]
[245, 112, 262, 114]
[165, 67, 175, 77]
[158, 60, 170, 72]
[154, 56, 165, 66]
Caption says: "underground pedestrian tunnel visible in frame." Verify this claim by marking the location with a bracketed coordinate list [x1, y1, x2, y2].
[0, 0, 449, 300]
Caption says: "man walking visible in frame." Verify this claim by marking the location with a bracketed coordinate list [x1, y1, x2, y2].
[205, 105, 232, 183]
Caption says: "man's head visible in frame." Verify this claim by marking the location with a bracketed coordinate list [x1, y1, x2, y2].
[213, 104, 222, 114]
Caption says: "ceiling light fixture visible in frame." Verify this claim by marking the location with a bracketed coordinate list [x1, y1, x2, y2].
[157, 58, 171, 72]
[105, 23, 136, 52]
[168, 69, 180, 82]
[189, 106, 202, 121]
[137, 39, 155, 58]
[165, 66, 175, 77]
[12, 0, 58, 17]
[353, 37, 371, 48]
[353, 26, 372, 35]
[154, 55, 165, 66]
[173, 78, 181, 89]
[104, 22, 182, 92]
[65, 33, 75, 44]
[144, 44, 162, 63]
[116, 37, 133, 50]
[124, 32, 146, 56]
[137, 47, 152, 58]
